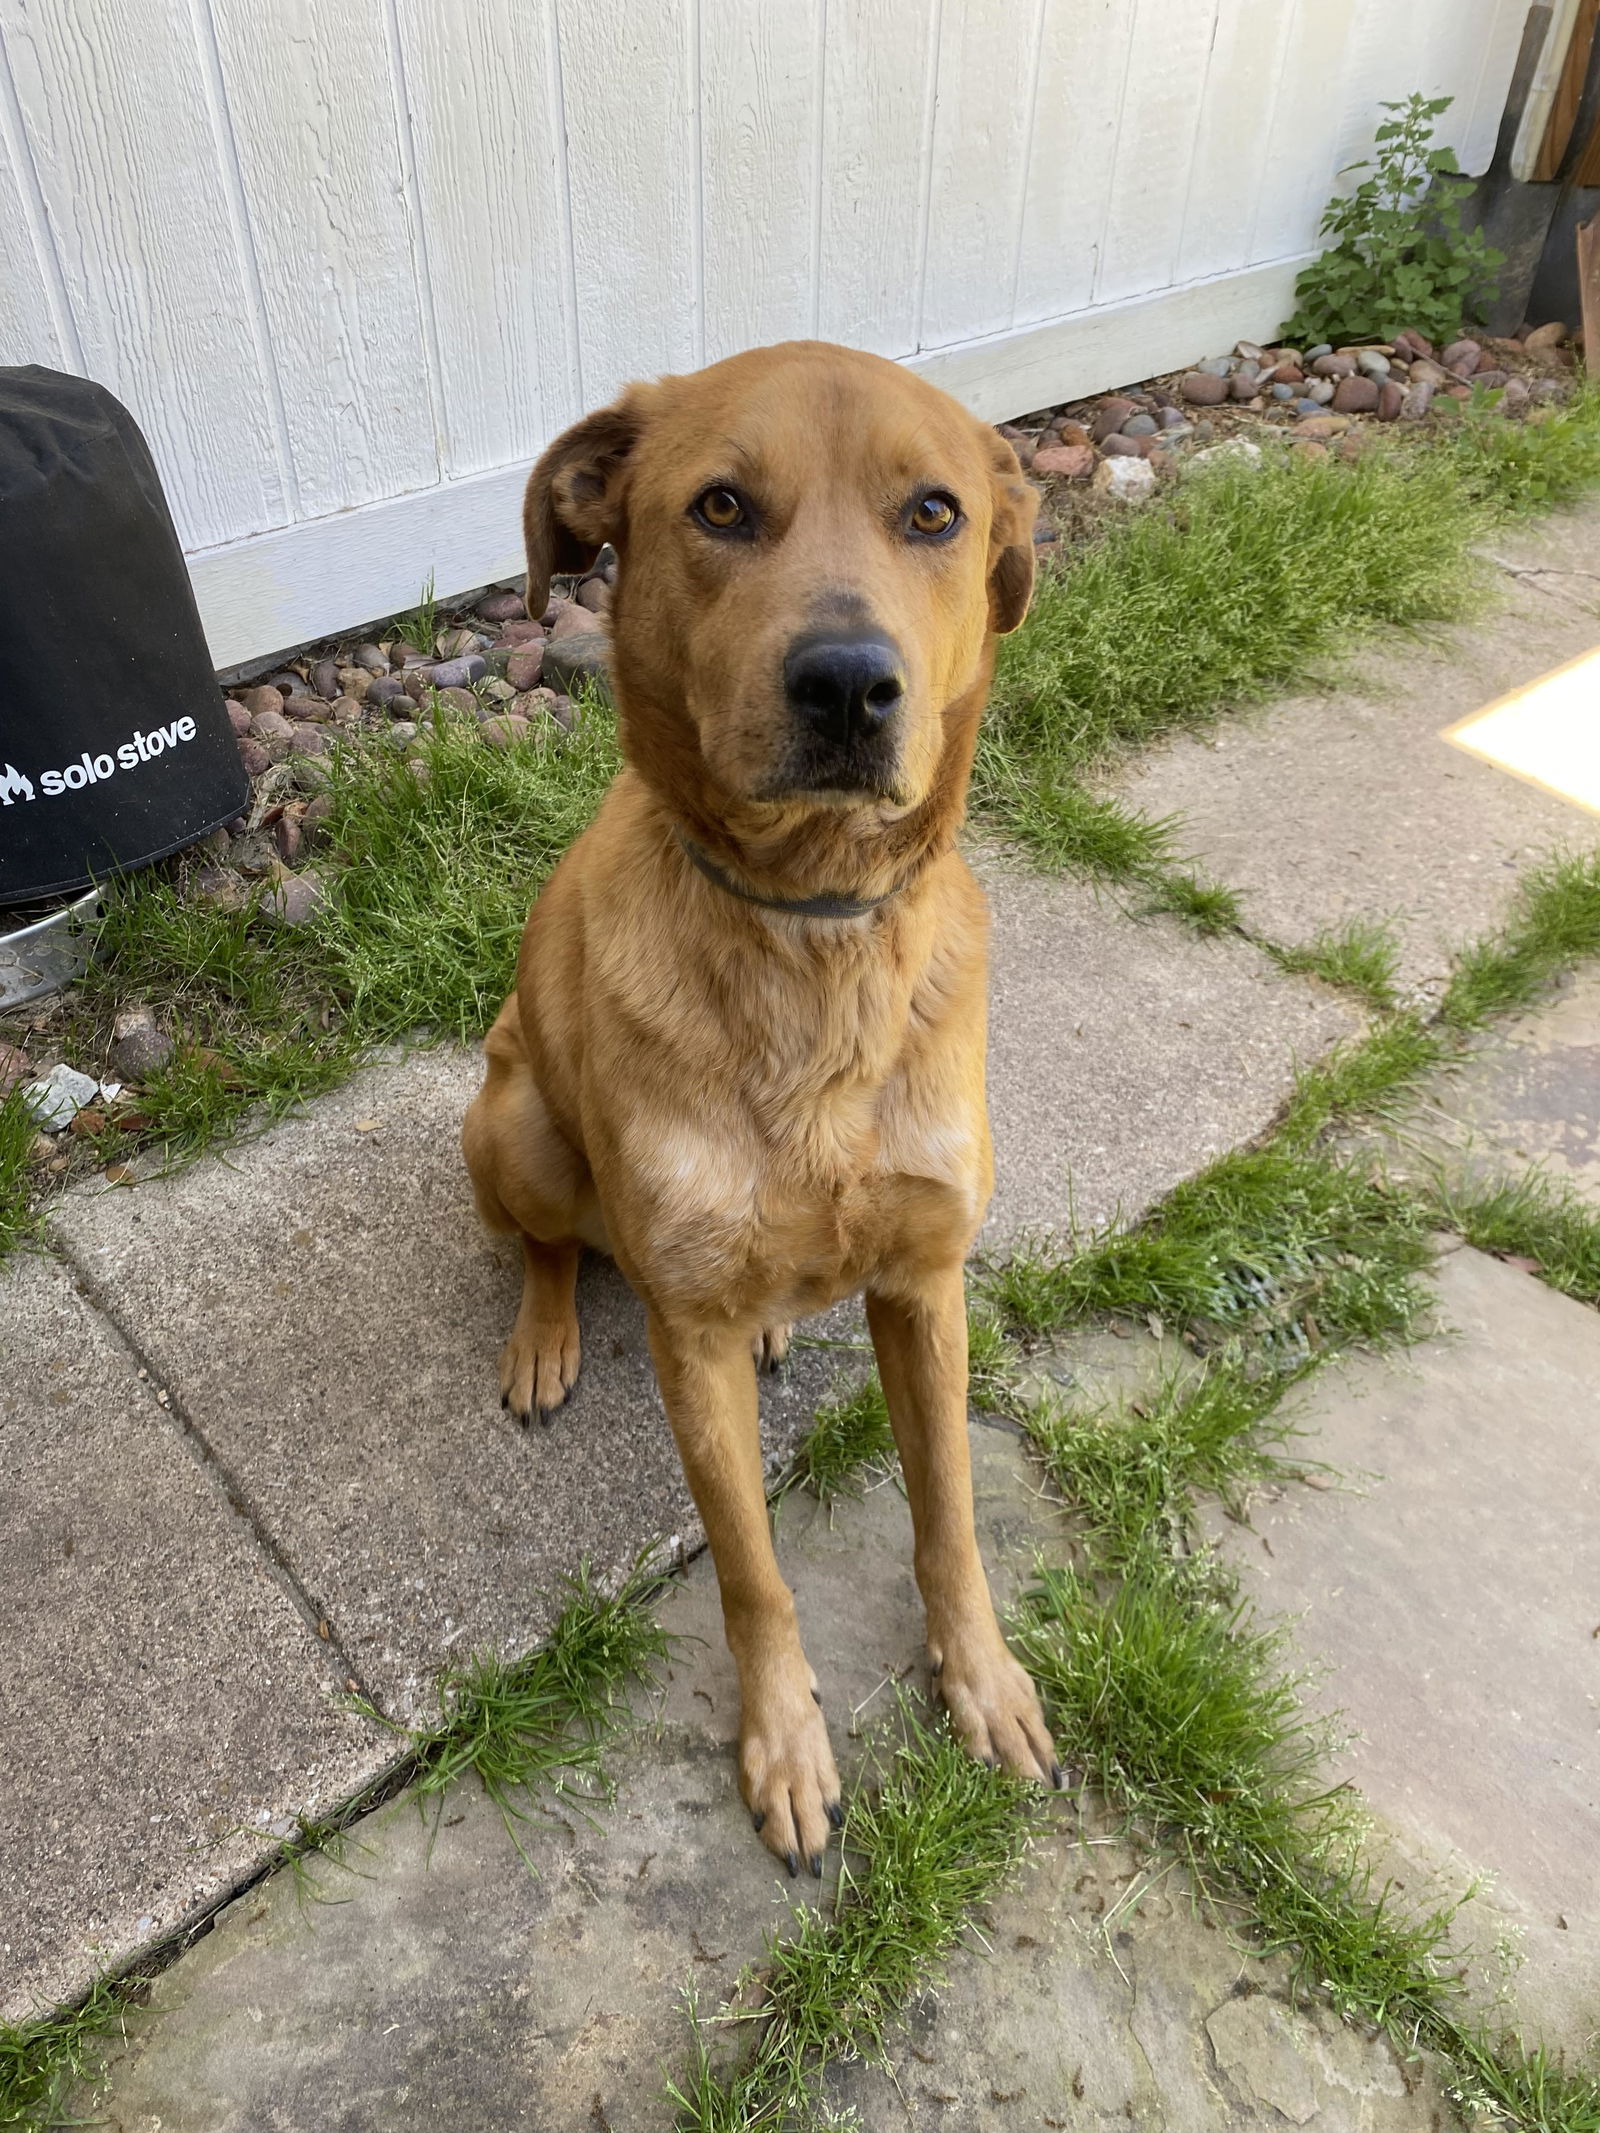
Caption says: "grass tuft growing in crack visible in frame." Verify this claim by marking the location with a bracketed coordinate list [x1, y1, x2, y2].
[0, 1980, 144, 2133]
[785, 1373, 897, 1504]
[1440, 849, 1600, 1033]
[1265, 917, 1402, 1012]
[1449, 379, 1600, 517]
[363, 1555, 669, 1854]
[1025, 1353, 1309, 1569]
[1431, 1166, 1600, 1309]
[1012, 1553, 1471, 2033]
[0, 1084, 41, 1260]
[668, 1710, 1031, 2130]
[979, 1147, 1434, 1360]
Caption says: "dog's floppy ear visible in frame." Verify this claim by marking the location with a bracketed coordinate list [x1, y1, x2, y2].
[984, 433, 1038, 636]
[522, 387, 650, 620]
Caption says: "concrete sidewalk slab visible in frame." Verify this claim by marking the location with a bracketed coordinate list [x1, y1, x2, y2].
[979, 860, 1357, 1238]
[1111, 505, 1600, 999]
[0, 1254, 381, 2027]
[1208, 1245, 1600, 2057]
[1403, 966, 1600, 1208]
[81, 1420, 1446, 2133]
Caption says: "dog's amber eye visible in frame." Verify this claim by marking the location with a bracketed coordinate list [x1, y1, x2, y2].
[909, 492, 959, 537]
[694, 486, 746, 531]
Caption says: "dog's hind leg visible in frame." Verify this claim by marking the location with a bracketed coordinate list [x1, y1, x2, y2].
[464, 997, 597, 1423]
[500, 1234, 582, 1423]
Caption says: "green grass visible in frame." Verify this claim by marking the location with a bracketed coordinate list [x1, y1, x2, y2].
[393, 571, 440, 655]
[1440, 849, 1600, 1032]
[980, 1146, 1435, 1359]
[1025, 1353, 1309, 1568]
[785, 1373, 896, 1504]
[1432, 1165, 1600, 1308]
[668, 1711, 1032, 2130]
[975, 447, 1482, 874]
[1449, 380, 1600, 518]
[315, 704, 617, 1042]
[0, 1084, 40, 1259]
[0, 1980, 146, 2132]
[363, 1555, 669, 1853]
[1266, 917, 1402, 1011]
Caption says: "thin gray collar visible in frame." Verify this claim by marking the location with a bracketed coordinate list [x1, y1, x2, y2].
[676, 833, 900, 920]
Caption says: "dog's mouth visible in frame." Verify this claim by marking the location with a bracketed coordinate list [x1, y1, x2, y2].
[755, 729, 910, 807]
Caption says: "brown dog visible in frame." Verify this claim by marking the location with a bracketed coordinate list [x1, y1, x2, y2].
[462, 339, 1060, 1875]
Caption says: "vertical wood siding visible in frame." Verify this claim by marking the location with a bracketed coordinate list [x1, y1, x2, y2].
[0, 0, 1525, 663]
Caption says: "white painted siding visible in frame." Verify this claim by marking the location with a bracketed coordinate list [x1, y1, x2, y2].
[0, 0, 1524, 665]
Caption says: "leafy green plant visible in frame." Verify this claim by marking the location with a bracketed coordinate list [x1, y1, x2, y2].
[1283, 94, 1503, 347]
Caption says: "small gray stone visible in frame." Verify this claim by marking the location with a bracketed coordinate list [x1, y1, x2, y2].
[476, 589, 528, 624]
[1156, 405, 1188, 431]
[109, 1011, 174, 1083]
[1234, 339, 1265, 363]
[311, 659, 339, 701]
[1312, 352, 1356, 378]
[541, 632, 612, 700]
[1306, 379, 1335, 404]
[190, 865, 248, 913]
[1091, 455, 1157, 501]
[1356, 350, 1391, 378]
[366, 675, 410, 709]
[1122, 412, 1158, 437]
[1100, 434, 1143, 457]
[22, 1062, 101, 1132]
[261, 871, 327, 928]
[386, 722, 418, 749]
[1304, 342, 1332, 361]
[479, 714, 531, 748]
[1400, 380, 1435, 421]
[286, 726, 330, 759]
[1196, 355, 1234, 376]
[1271, 382, 1296, 401]
[1191, 438, 1262, 471]
[424, 657, 487, 690]
[352, 644, 388, 674]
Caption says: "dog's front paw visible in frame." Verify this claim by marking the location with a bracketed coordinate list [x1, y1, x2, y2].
[738, 1661, 842, 1877]
[499, 1315, 581, 1425]
[931, 1617, 1063, 1790]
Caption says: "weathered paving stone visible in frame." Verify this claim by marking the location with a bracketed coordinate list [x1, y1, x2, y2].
[0, 1254, 380, 2025]
[1111, 502, 1600, 997]
[978, 856, 1359, 1240]
[81, 1423, 1448, 2131]
[1207, 1245, 1600, 2056]
[1401, 964, 1600, 1206]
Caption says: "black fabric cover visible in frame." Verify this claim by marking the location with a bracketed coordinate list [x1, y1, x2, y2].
[0, 366, 247, 905]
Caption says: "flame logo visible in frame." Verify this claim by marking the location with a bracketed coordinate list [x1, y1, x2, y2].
[0, 762, 35, 805]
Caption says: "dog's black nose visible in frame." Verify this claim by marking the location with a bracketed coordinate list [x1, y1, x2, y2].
[783, 633, 905, 746]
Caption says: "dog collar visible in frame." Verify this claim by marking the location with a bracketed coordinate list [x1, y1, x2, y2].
[676, 833, 900, 920]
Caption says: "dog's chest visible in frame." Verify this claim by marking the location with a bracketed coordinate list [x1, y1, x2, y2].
[620, 1062, 982, 1317]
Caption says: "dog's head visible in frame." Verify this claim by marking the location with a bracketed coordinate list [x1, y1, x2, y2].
[522, 341, 1035, 846]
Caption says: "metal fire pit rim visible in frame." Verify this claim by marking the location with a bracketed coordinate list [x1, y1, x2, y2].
[0, 886, 102, 1010]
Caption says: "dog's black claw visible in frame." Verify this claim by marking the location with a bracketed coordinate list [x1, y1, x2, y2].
[500, 1392, 509, 1411]
[826, 1800, 844, 1829]
[785, 1850, 799, 1879]
[809, 1853, 824, 1879]
[751, 1811, 765, 1834]
[537, 1407, 555, 1428]
[811, 1688, 822, 1706]
[1051, 1762, 1067, 1791]
[986, 1754, 1000, 1771]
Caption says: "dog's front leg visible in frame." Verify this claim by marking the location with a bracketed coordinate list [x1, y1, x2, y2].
[647, 1311, 842, 1874]
[867, 1264, 1062, 1788]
